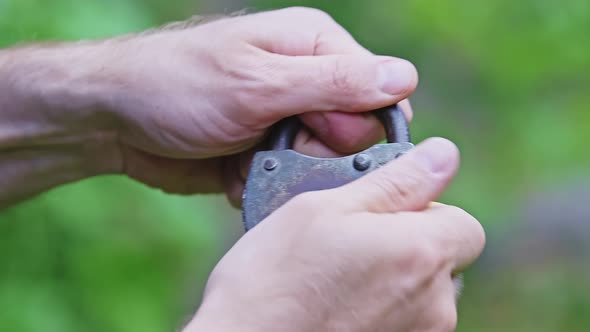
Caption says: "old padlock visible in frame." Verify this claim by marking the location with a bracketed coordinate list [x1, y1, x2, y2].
[242, 104, 414, 231]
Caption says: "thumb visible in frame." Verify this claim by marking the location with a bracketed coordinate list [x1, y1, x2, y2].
[264, 54, 418, 119]
[339, 137, 460, 213]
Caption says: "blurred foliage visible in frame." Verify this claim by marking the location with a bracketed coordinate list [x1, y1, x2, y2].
[1, 0, 590, 331]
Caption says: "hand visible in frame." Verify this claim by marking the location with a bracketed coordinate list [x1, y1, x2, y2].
[0, 7, 417, 207]
[91, 7, 418, 202]
[184, 138, 486, 332]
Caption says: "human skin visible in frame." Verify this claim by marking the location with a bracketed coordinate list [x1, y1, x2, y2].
[0, 6, 485, 332]
[186, 138, 485, 332]
[0, 7, 416, 207]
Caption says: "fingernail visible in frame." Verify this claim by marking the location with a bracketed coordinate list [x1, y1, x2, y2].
[377, 60, 416, 95]
[412, 138, 459, 174]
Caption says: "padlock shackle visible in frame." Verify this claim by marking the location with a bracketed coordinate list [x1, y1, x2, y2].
[376, 104, 411, 144]
[269, 104, 411, 151]
[270, 116, 302, 151]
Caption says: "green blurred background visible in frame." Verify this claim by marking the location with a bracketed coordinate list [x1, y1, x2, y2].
[1, 0, 589, 331]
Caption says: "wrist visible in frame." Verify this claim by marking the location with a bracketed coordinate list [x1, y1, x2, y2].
[0, 42, 123, 176]
[0, 42, 124, 206]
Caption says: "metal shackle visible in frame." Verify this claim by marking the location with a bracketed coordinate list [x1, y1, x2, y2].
[269, 104, 411, 151]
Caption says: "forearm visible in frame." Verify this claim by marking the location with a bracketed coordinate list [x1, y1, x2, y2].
[0, 43, 121, 207]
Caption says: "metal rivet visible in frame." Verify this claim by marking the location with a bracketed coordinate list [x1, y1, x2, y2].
[353, 153, 372, 171]
[264, 158, 278, 171]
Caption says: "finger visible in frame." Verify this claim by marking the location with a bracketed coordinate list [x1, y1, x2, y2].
[398, 99, 414, 122]
[292, 126, 347, 158]
[121, 146, 223, 194]
[422, 204, 487, 272]
[390, 204, 486, 272]
[423, 276, 459, 332]
[299, 99, 412, 153]
[299, 111, 385, 154]
[242, 7, 372, 56]
[298, 99, 413, 153]
[253, 54, 418, 124]
[338, 137, 460, 213]
[223, 147, 259, 208]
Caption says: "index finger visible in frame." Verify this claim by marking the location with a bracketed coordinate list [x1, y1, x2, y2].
[240, 7, 372, 56]
[381, 204, 486, 272]
[421, 204, 486, 271]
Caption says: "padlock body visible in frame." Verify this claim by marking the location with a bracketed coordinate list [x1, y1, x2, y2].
[242, 142, 414, 230]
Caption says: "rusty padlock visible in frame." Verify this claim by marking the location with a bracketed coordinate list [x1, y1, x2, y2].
[242, 104, 413, 231]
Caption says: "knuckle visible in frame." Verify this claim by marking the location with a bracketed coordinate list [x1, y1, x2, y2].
[384, 242, 445, 299]
[285, 6, 333, 23]
[387, 178, 415, 206]
[408, 242, 444, 271]
[435, 305, 458, 332]
[231, 55, 288, 114]
[443, 205, 486, 250]
[393, 241, 444, 276]
[328, 58, 363, 97]
[369, 167, 422, 210]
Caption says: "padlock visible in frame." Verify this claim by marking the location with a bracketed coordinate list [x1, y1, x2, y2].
[242, 104, 414, 231]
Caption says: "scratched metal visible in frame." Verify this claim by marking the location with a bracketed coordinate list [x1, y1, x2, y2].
[242, 142, 414, 231]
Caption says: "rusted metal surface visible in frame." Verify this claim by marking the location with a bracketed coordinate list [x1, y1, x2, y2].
[242, 142, 414, 230]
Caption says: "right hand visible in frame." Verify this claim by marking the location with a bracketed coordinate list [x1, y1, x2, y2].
[186, 138, 486, 332]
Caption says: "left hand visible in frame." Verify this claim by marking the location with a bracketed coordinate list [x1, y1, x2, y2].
[93, 7, 418, 204]
[0, 7, 417, 206]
